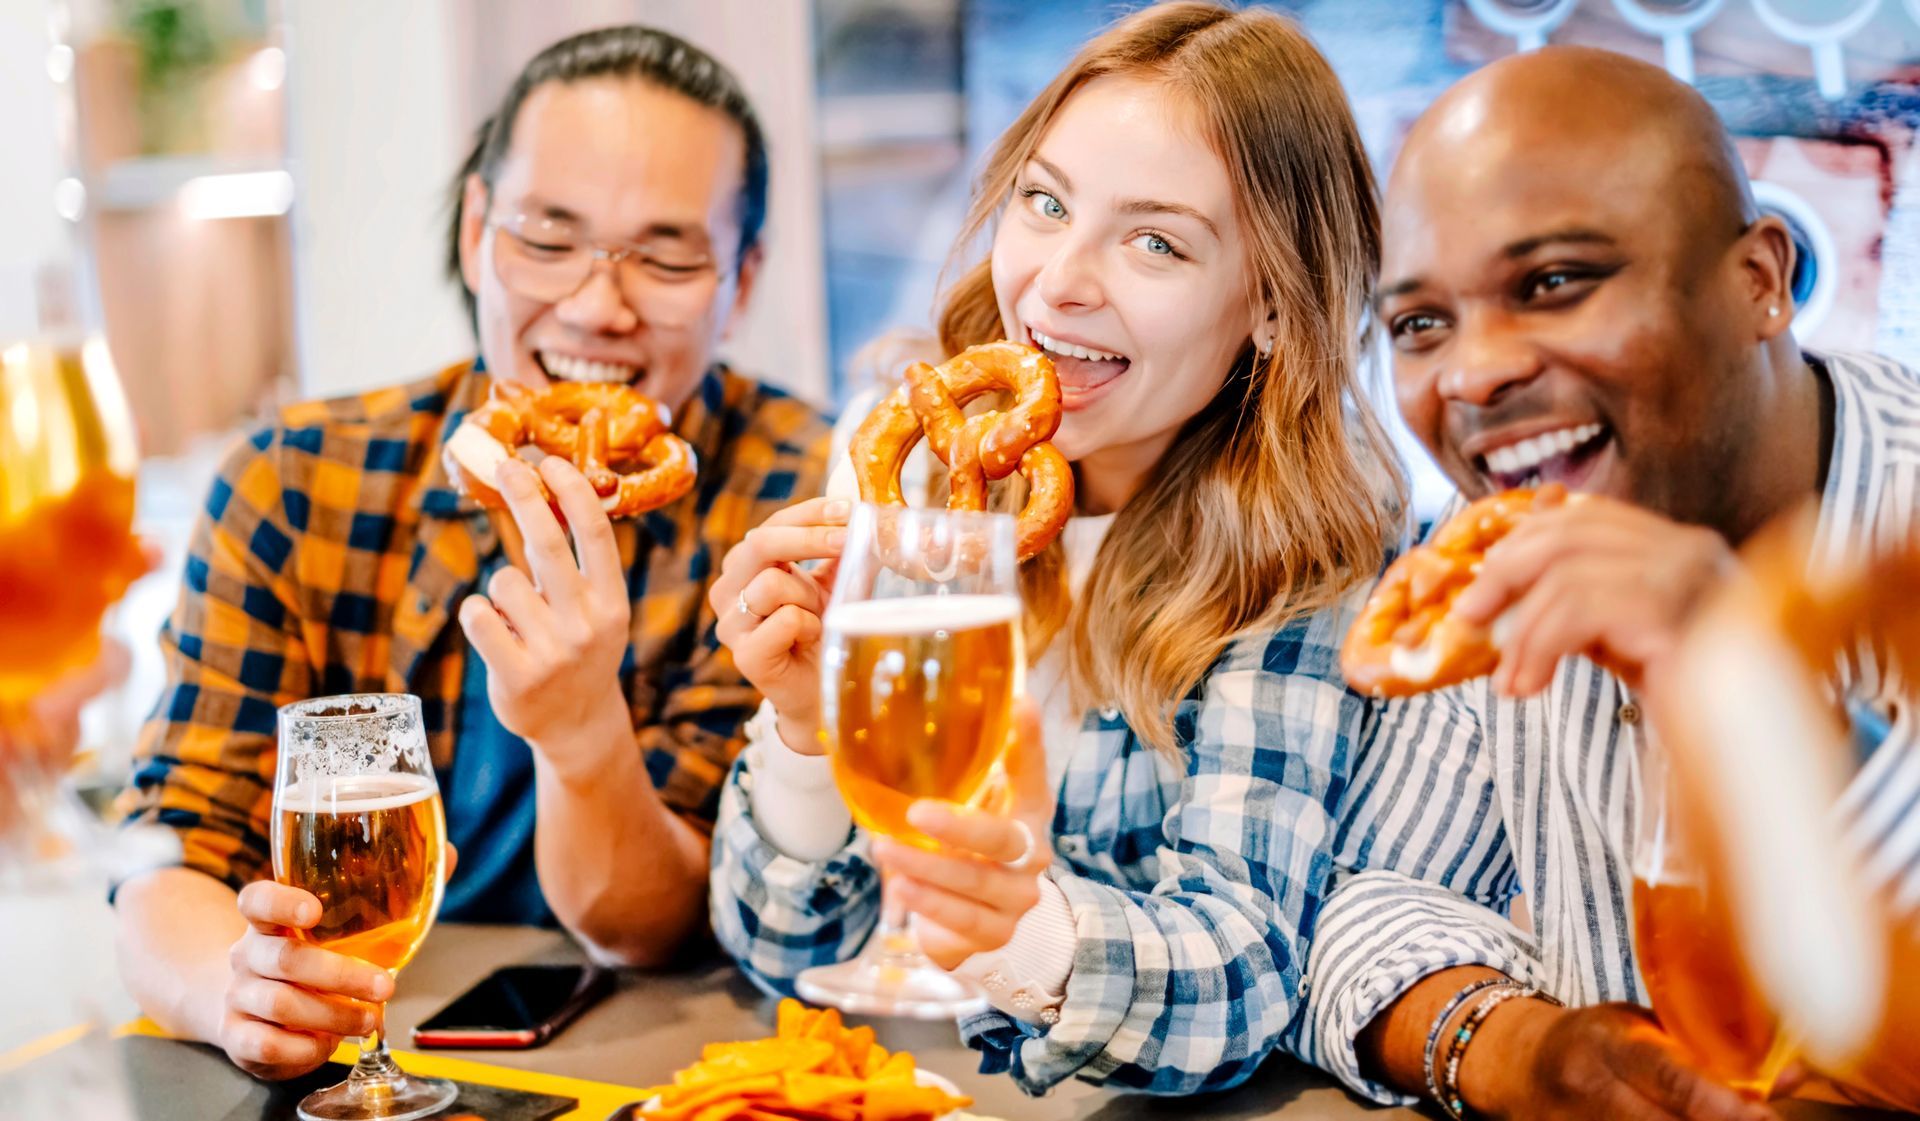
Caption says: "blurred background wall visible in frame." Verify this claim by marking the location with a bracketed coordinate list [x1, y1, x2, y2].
[9, 0, 1920, 785]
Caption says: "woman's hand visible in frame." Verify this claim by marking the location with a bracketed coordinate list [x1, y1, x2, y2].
[872, 700, 1054, 969]
[709, 497, 850, 754]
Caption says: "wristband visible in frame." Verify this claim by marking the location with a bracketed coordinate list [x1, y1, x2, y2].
[1422, 978, 1507, 1109]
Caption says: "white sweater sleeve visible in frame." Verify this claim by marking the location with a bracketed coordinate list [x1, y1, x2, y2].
[741, 700, 855, 863]
[952, 872, 1077, 1022]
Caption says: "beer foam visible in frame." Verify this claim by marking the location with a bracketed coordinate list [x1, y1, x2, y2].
[279, 773, 439, 814]
[826, 594, 1019, 635]
[281, 694, 431, 783]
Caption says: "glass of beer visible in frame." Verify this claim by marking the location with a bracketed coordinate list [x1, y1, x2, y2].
[1632, 740, 1796, 1096]
[796, 503, 1022, 1019]
[0, 335, 145, 844]
[272, 694, 455, 1121]
[0, 337, 144, 730]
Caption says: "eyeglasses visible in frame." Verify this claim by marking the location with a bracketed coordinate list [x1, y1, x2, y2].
[484, 209, 729, 315]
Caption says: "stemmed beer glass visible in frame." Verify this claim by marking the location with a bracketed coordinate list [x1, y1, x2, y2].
[795, 504, 1023, 1019]
[273, 694, 455, 1121]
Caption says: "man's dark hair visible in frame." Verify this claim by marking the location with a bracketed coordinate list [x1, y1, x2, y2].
[445, 25, 769, 324]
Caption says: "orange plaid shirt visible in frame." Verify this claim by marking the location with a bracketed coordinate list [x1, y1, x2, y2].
[116, 361, 831, 890]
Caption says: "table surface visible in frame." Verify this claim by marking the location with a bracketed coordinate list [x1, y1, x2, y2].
[125, 922, 1907, 1121]
[385, 924, 1403, 1120]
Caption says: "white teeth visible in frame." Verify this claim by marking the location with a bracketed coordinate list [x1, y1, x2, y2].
[1028, 328, 1123, 363]
[1483, 422, 1604, 477]
[540, 352, 637, 384]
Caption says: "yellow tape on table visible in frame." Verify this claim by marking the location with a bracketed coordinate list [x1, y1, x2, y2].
[0, 1021, 96, 1076]
[117, 1018, 647, 1119]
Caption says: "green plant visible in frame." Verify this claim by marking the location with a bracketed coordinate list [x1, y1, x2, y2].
[114, 0, 221, 99]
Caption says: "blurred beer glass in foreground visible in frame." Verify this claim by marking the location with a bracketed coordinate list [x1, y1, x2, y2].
[1649, 515, 1920, 1109]
[1632, 739, 1796, 1096]
[797, 503, 1022, 1019]
[0, 333, 144, 746]
[273, 694, 453, 1121]
[0, 275, 149, 1119]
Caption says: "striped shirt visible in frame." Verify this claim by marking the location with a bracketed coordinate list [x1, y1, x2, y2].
[115, 360, 831, 892]
[1300, 351, 1920, 1103]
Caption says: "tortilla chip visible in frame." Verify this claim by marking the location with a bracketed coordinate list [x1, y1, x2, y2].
[639, 999, 972, 1120]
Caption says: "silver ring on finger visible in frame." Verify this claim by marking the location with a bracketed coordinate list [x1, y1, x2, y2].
[737, 588, 763, 620]
[1004, 820, 1039, 871]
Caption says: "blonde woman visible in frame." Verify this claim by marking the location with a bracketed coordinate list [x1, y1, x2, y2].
[707, 1, 1402, 1094]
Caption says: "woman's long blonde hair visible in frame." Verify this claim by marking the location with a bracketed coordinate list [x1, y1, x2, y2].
[927, 2, 1405, 753]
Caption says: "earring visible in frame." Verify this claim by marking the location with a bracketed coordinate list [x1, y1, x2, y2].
[1769, 305, 1781, 317]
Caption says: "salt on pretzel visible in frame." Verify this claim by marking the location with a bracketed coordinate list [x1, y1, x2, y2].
[848, 341, 1073, 561]
[1341, 485, 1577, 697]
[1657, 508, 1919, 1102]
[443, 380, 697, 520]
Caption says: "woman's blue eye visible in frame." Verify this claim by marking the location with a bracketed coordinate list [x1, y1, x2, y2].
[1026, 190, 1066, 220]
[1125, 232, 1180, 258]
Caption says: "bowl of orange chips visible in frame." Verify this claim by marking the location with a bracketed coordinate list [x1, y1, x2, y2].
[631, 999, 975, 1121]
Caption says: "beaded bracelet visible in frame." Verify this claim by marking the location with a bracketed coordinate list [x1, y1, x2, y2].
[1437, 985, 1561, 1121]
[1421, 978, 1508, 1110]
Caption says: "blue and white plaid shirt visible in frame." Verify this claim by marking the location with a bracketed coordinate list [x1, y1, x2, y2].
[710, 585, 1374, 1096]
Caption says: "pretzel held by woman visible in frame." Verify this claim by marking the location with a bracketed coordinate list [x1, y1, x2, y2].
[849, 341, 1074, 561]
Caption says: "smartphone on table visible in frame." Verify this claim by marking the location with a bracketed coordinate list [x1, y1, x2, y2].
[411, 964, 613, 1049]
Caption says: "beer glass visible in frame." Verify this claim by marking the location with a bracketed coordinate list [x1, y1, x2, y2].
[1632, 737, 1796, 1096]
[0, 337, 143, 731]
[0, 327, 144, 1117]
[273, 694, 454, 1121]
[796, 504, 1022, 1018]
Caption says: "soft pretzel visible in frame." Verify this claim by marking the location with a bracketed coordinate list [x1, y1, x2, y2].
[1341, 485, 1577, 697]
[848, 341, 1073, 561]
[443, 380, 697, 519]
[1658, 510, 1920, 1106]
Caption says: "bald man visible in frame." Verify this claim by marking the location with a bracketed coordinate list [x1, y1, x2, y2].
[1298, 47, 1918, 1120]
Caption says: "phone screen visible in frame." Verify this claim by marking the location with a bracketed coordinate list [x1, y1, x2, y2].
[416, 965, 603, 1033]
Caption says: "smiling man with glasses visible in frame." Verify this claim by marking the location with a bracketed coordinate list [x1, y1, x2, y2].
[111, 26, 831, 1082]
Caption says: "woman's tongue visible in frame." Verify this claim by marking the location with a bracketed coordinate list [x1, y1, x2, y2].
[1050, 352, 1130, 395]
